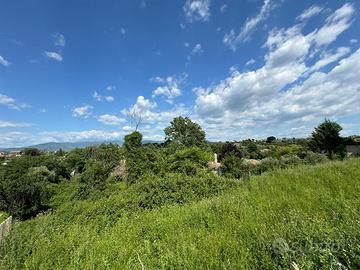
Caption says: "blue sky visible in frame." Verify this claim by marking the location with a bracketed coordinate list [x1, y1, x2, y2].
[1, 0, 360, 147]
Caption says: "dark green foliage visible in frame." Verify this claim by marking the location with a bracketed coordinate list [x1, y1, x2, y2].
[164, 116, 206, 147]
[65, 144, 122, 173]
[79, 160, 109, 192]
[217, 142, 243, 161]
[128, 172, 237, 210]
[303, 151, 328, 165]
[266, 136, 276, 143]
[2, 160, 359, 269]
[166, 147, 212, 176]
[0, 159, 52, 219]
[221, 154, 245, 178]
[123, 131, 158, 183]
[310, 119, 345, 159]
[22, 148, 42, 156]
[124, 131, 142, 151]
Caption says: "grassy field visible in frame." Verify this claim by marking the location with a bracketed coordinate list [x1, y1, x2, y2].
[1, 159, 360, 269]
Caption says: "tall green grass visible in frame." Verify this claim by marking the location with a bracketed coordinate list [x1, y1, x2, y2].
[1, 159, 360, 269]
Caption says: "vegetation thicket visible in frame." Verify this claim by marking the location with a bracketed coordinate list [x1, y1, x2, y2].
[0, 117, 358, 269]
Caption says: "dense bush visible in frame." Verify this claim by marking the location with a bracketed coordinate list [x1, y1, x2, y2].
[166, 147, 212, 176]
[128, 172, 237, 210]
[303, 151, 328, 165]
[280, 154, 304, 168]
[0, 165, 52, 219]
[217, 142, 243, 161]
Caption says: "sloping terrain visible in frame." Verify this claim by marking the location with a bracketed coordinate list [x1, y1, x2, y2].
[1, 159, 360, 269]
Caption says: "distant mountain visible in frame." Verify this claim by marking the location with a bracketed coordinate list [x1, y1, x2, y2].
[0, 141, 121, 152]
[0, 139, 163, 152]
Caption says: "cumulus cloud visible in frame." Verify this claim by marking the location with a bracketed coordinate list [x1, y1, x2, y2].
[184, 0, 211, 22]
[72, 105, 93, 118]
[0, 56, 10, 67]
[0, 93, 30, 110]
[223, 0, 277, 50]
[43, 51, 63, 62]
[151, 75, 186, 101]
[122, 96, 189, 130]
[97, 114, 126, 125]
[195, 3, 358, 140]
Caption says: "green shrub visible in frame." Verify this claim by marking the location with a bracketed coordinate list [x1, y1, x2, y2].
[79, 160, 109, 193]
[127, 172, 237, 209]
[166, 147, 212, 176]
[303, 151, 328, 165]
[221, 154, 250, 179]
[280, 154, 304, 168]
[258, 157, 281, 173]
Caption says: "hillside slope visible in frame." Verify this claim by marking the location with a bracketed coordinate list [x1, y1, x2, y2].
[1, 159, 360, 269]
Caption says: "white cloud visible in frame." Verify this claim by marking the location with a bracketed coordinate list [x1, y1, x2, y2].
[308, 47, 350, 73]
[195, 4, 359, 140]
[0, 93, 30, 110]
[246, 59, 255, 66]
[151, 75, 186, 100]
[313, 3, 354, 47]
[72, 105, 93, 118]
[41, 130, 123, 143]
[0, 56, 10, 67]
[350, 39, 357, 44]
[0, 120, 32, 128]
[223, 0, 277, 50]
[105, 96, 114, 102]
[122, 96, 189, 128]
[296, 4, 324, 21]
[186, 43, 204, 64]
[106, 85, 116, 91]
[93, 91, 102, 101]
[93, 91, 114, 102]
[54, 33, 66, 47]
[184, 0, 211, 22]
[97, 114, 126, 125]
[191, 43, 203, 55]
[220, 4, 227, 13]
[43, 51, 63, 62]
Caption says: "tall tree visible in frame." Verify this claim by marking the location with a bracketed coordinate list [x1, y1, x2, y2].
[164, 116, 206, 147]
[310, 119, 344, 159]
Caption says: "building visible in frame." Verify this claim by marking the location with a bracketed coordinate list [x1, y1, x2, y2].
[346, 145, 360, 156]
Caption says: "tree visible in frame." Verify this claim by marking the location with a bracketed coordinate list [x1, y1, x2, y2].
[310, 119, 344, 159]
[164, 117, 206, 147]
[124, 131, 142, 151]
[23, 148, 41, 156]
[266, 136, 276, 143]
[218, 143, 243, 161]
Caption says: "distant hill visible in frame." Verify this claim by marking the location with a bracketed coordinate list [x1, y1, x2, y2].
[0, 139, 162, 152]
[0, 141, 121, 152]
